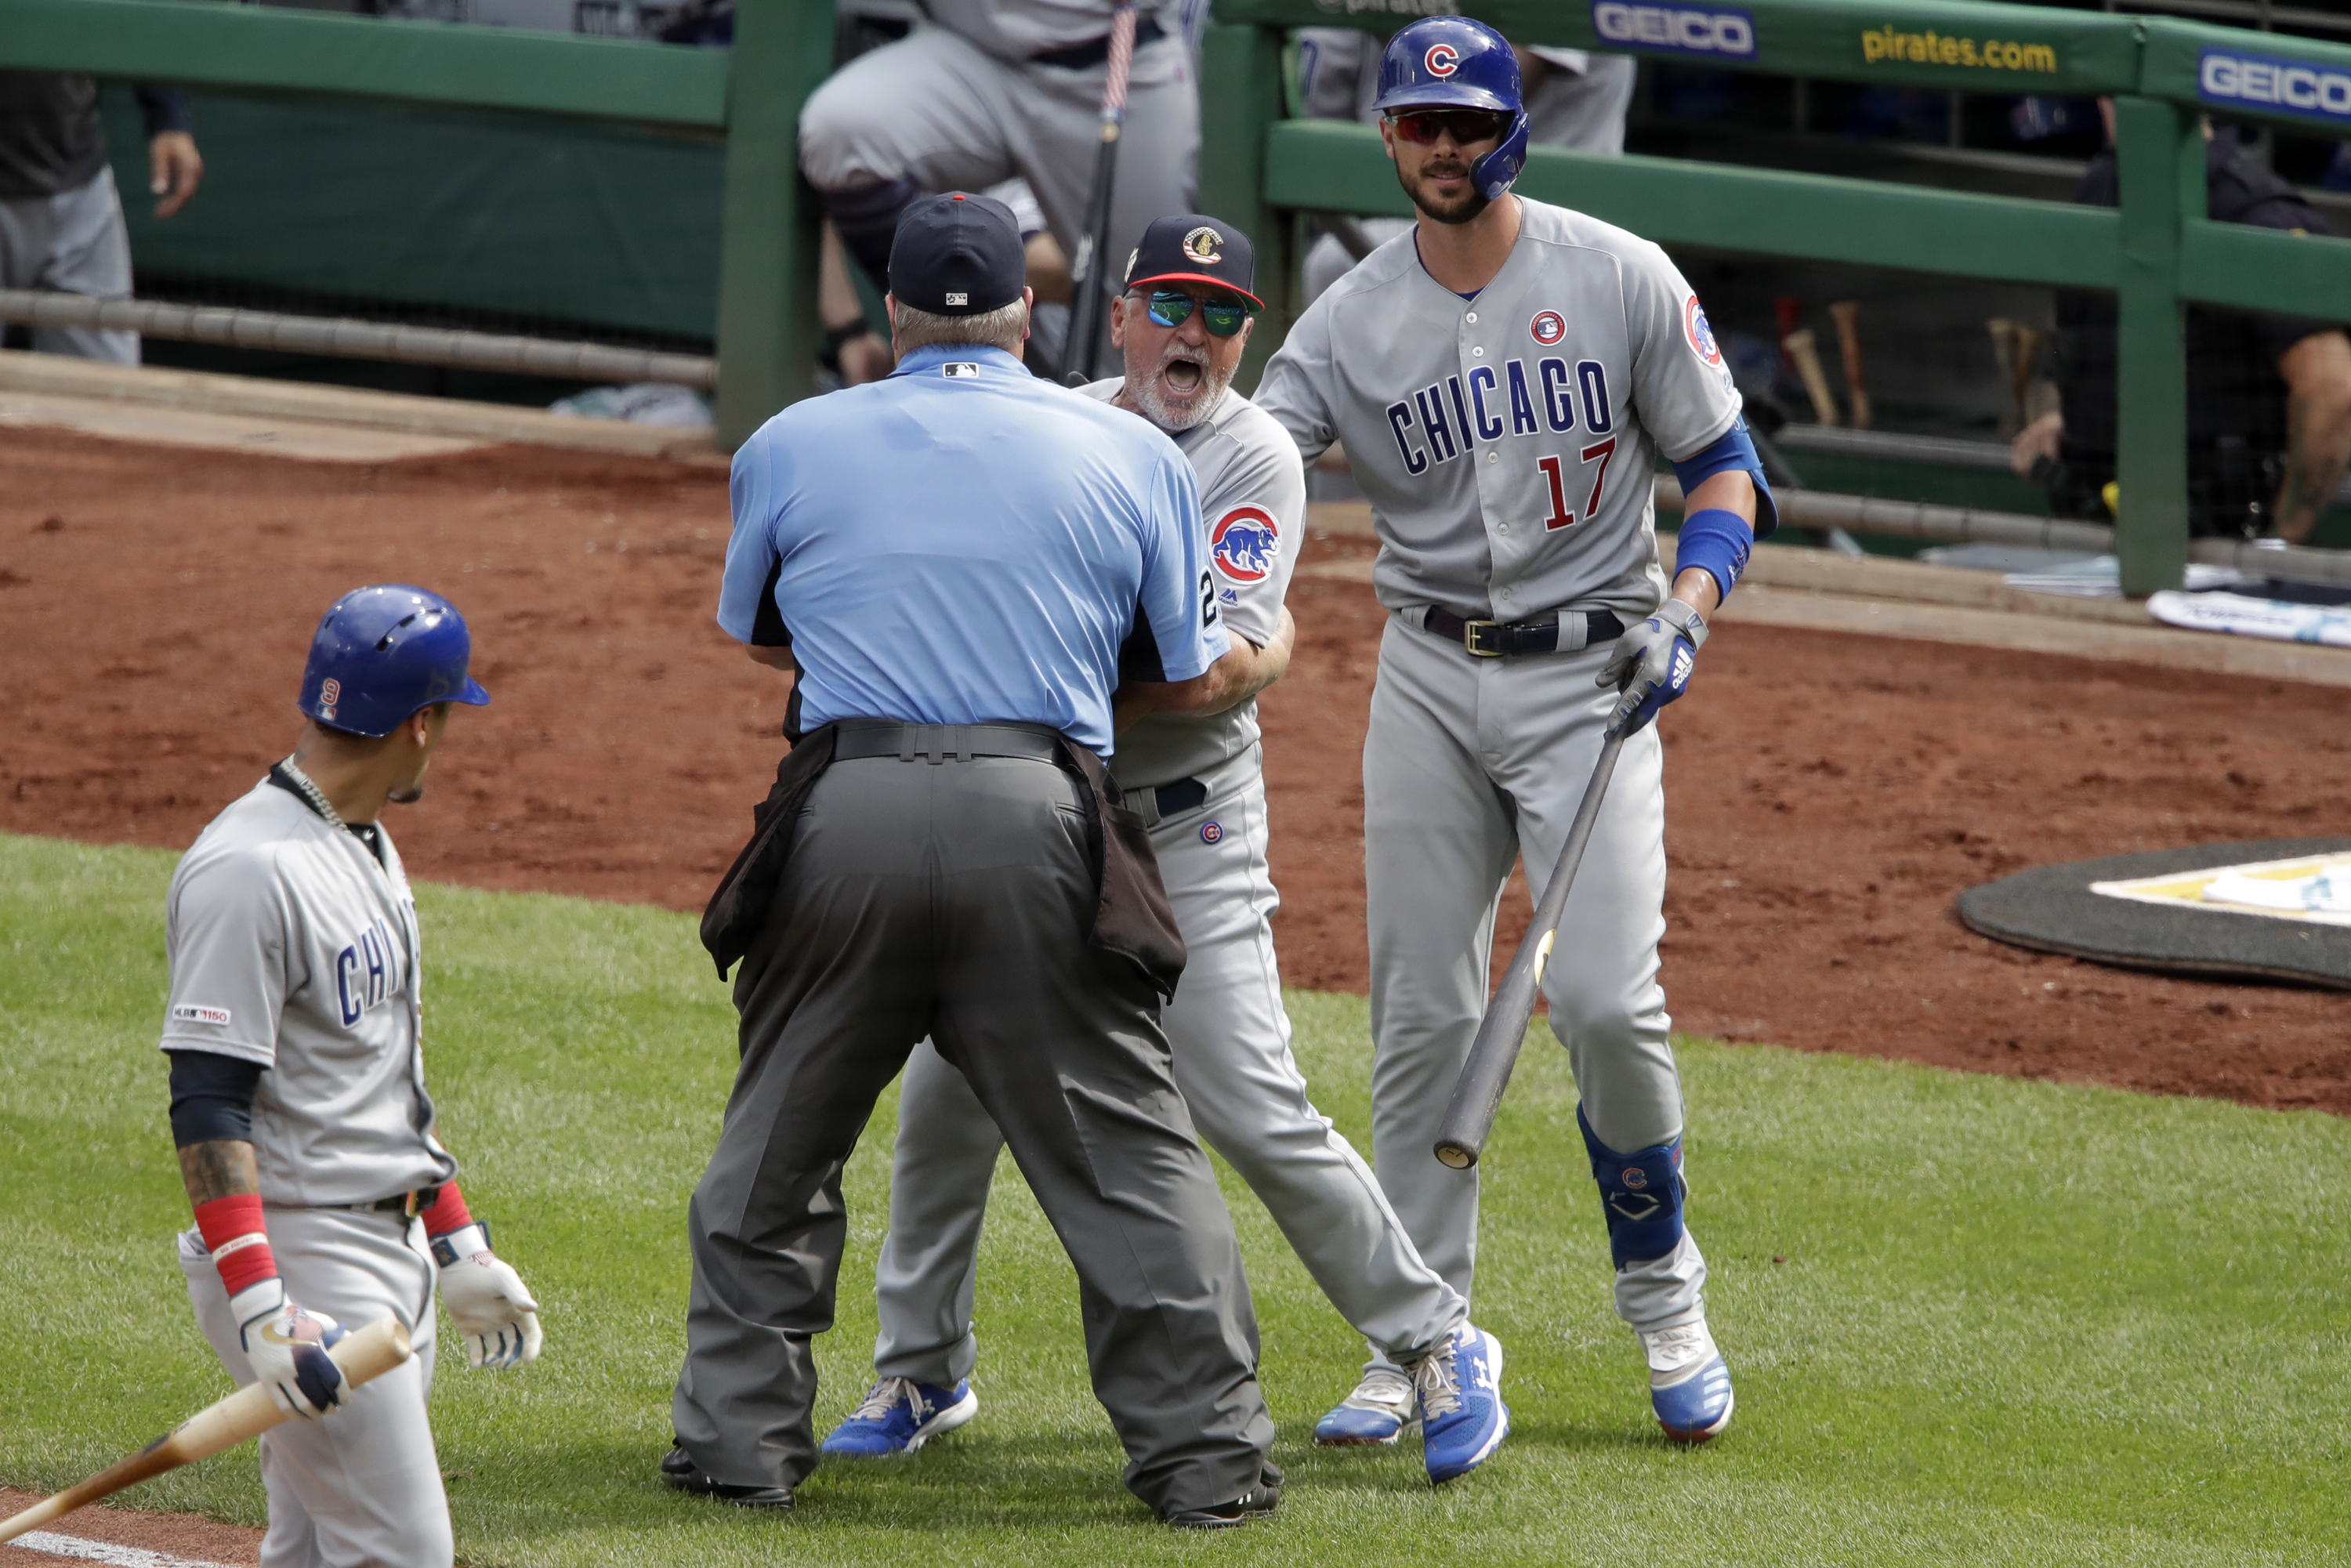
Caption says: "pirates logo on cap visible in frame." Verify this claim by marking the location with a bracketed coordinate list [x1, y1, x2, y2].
[1181, 226, 1223, 266]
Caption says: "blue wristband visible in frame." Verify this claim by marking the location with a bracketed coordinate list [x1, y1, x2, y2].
[1674, 506, 1753, 601]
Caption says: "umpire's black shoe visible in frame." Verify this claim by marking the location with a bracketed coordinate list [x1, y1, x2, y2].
[661, 1444, 795, 1510]
[1161, 1463, 1283, 1529]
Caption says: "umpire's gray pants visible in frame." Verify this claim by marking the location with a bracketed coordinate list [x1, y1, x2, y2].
[870, 752, 1465, 1389]
[672, 752, 1273, 1517]
[0, 165, 137, 364]
[1363, 616, 1708, 1349]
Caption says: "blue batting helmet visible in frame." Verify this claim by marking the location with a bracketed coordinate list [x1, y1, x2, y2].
[1375, 16, 1530, 202]
[297, 585, 490, 738]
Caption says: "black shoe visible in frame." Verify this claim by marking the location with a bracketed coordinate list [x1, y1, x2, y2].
[661, 1445, 795, 1510]
[1162, 1465, 1282, 1529]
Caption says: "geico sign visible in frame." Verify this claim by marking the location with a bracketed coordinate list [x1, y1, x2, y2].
[2200, 48, 2351, 125]
[1592, 3, 1756, 59]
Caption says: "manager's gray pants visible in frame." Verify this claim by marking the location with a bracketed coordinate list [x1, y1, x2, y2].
[871, 753, 1465, 1389]
[1364, 616, 1708, 1349]
[0, 165, 137, 364]
[672, 751, 1273, 1517]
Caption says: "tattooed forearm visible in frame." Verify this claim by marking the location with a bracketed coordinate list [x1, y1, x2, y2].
[178, 1139, 262, 1206]
[2273, 333, 2351, 545]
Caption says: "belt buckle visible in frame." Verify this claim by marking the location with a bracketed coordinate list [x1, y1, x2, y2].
[1462, 618, 1505, 658]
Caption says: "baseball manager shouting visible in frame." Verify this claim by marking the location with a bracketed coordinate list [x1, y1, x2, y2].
[667, 191, 1279, 1527]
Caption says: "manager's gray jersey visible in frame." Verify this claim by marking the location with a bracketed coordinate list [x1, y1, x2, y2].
[1084, 379, 1305, 789]
[161, 782, 456, 1207]
[1254, 197, 1742, 622]
[926, 0, 1183, 63]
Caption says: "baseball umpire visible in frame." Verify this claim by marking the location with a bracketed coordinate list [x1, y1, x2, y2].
[798, 0, 1197, 377]
[665, 191, 1279, 1527]
[164, 585, 543, 1568]
[1254, 17, 1774, 1445]
[817, 213, 1507, 1485]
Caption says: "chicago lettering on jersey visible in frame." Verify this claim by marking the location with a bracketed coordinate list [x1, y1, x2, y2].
[1386, 359, 1614, 474]
[335, 917, 402, 1027]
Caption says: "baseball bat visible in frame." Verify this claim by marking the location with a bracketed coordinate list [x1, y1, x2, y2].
[1781, 328, 1839, 427]
[1828, 301, 1871, 432]
[1060, 1, 1139, 386]
[0, 1317, 411, 1546]
[1433, 728, 1628, 1171]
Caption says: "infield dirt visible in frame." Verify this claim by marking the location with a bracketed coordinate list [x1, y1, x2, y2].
[4, 429, 2346, 1114]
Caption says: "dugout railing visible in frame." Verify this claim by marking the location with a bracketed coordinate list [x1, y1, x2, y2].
[6, 0, 2351, 592]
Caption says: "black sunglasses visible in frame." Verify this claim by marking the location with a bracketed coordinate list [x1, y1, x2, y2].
[1385, 107, 1509, 147]
[1143, 288, 1252, 338]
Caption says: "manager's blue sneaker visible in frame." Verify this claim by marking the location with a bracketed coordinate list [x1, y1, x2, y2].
[1641, 1321, 1734, 1443]
[1313, 1367, 1418, 1446]
[819, 1376, 978, 1457]
[1418, 1325, 1509, 1483]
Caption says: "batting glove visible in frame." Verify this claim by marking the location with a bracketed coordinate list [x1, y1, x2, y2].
[1599, 599, 1708, 735]
[433, 1223, 543, 1370]
[231, 1280, 349, 1420]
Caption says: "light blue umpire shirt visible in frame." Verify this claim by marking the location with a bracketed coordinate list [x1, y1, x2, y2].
[717, 342, 1230, 757]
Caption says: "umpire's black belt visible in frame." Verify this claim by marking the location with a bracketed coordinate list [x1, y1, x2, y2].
[1033, 16, 1165, 68]
[1422, 604, 1624, 659]
[832, 720, 1064, 764]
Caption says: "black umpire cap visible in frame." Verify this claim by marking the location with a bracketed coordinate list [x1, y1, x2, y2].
[1121, 214, 1263, 311]
[889, 192, 1027, 316]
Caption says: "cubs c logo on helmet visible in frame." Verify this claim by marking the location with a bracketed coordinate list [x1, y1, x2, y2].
[1181, 226, 1223, 265]
[1530, 310, 1566, 346]
[1425, 42, 1460, 76]
[1211, 506, 1280, 583]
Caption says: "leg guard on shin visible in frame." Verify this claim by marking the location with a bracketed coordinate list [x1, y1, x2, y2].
[1577, 1106, 1685, 1269]
[822, 176, 925, 284]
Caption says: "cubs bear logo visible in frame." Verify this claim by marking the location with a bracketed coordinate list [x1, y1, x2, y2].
[1182, 226, 1223, 265]
[1530, 310, 1566, 346]
[1683, 295, 1722, 368]
[1201, 821, 1223, 845]
[1212, 505, 1280, 584]
[1425, 42, 1460, 76]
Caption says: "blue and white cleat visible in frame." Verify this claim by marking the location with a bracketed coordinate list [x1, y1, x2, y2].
[818, 1376, 979, 1457]
[1417, 1324, 1509, 1483]
[1313, 1367, 1418, 1447]
[1641, 1321, 1734, 1443]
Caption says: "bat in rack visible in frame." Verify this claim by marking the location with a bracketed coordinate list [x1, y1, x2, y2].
[1060, 0, 1139, 386]
[1828, 301, 1871, 431]
[0, 1317, 412, 1547]
[1433, 728, 1628, 1171]
[1781, 327, 1840, 428]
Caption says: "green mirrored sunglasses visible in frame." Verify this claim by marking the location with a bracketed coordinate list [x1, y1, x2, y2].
[1144, 289, 1252, 338]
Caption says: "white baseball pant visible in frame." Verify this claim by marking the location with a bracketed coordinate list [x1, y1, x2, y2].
[0, 165, 137, 364]
[870, 748, 1467, 1384]
[1363, 614, 1708, 1352]
[180, 1207, 450, 1568]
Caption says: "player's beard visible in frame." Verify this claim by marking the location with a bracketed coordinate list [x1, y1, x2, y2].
[1132, 340, 1234, 433]
[1402, 154, 1491, 227]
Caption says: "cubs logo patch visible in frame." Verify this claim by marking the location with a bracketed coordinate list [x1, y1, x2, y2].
[1212, 505, 1280, 584]
[172, 1003, 232, 1027]
[1683, 295, 1722, 368]
[1425, 42, 1460, 76]
[1623, 1165, 1648, 1190]
[943, 362, 980, 378]
[1530, 310, 1567, 346]
[1182, 226, 1223, 265]
[1201, 821, 1223, 845]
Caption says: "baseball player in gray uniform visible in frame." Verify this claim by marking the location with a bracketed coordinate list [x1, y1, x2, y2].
[798, 0, 1197, 376]
[163, 586, 543, 1568]
[1252, 18, 1774, 1446]
[818, 214, 1509, 1484]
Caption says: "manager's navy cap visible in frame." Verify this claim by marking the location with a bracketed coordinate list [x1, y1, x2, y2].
[889, 192, 1026, 316]
[1121, 214, 1262, 311]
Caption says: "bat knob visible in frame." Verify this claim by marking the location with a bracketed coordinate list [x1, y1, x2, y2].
[1433, 1141, 1478, 1171]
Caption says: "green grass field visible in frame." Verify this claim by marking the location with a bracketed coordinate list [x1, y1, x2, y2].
[3, 830, 2346, 1566]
